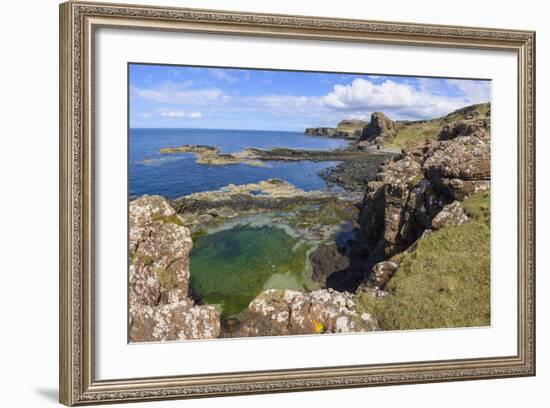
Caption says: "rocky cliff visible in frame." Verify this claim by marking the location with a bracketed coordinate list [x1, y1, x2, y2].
[129, 103, 491, 339]
[305, 119, 368, 140]
[361, 112, 397, 144]
[129, 195, 220, 342]
[357, 115, 490, 266]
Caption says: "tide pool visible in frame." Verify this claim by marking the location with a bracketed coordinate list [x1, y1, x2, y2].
[189, 225, 318, 317]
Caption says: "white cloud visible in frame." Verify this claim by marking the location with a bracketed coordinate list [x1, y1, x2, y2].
[131, 82, 226, 104]
[445, 79, 491, 103]
[132, 75, 491, 128]
[251, 95, 314, 111]
[209, 69, 239, 83]
[317, 78, 490, 119]
[159, 110, 202, 119]
[322, 79, 415, 110]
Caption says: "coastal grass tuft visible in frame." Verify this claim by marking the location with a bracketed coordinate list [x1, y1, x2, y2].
[191, 229, 207, 242]
[152, 212, 184, 226]
[358, 192, 491, 330]
[140, 254, 154, 266]
[155, 267, 176, 290]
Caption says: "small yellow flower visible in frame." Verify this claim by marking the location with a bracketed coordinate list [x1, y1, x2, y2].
[312, 319, 326, 334]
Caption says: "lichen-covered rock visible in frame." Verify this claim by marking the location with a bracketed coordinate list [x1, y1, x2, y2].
[362, 112, 396, 143]
[431, 201, 469, 230]
[437, 118, 489, 141]
[129, 299, 220, 342]
[423, 131, 490, 200]
[129, 195, 220, 342]
[363, 261, 400, 290]
[356, 109, 490, 265]
[357, 154, 428, 261]
[233, 289, 378, 337]
[129, 195, 192, 306]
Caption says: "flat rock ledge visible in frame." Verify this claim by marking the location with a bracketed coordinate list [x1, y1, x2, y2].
[160, 144, 392, 166]
[171, 178, 337, 233]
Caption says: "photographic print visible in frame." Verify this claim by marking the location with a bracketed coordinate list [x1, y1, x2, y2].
[128, 64, 491, 342]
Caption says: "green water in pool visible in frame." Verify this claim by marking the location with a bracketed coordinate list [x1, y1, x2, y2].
[189, 225, 316, 318]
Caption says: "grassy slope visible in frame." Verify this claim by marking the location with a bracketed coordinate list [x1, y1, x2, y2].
[385, 102, 490, 149]
[357, 191, 491, 330]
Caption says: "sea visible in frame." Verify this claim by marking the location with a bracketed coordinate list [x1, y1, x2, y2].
[129, 128, 348, 199]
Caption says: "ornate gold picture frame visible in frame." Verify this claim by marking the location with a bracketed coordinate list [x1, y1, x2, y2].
[59, 1, 535, 405]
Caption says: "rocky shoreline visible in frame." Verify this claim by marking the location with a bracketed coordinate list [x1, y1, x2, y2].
[129, 102, 491, 341]
[305, 119, 368, 140]
[160, 144, 396, 166]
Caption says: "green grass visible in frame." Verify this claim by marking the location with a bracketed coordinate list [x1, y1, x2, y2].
[385, 102, 491, 149]
[189, 225, 316, 318]
[461, 191, 490, 226]
[385, 120, 442, 149]
[443, 102, 490, 124]
[357, 192, 491, 330]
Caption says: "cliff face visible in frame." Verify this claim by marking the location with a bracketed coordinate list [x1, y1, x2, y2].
[356, 115, 490, 265]
[305, 119, 368, 139]
[336, 119, 369, 138]
[129, 195, 220, 342]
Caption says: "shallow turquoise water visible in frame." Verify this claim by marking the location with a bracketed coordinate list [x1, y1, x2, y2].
[189, 225, 316, 317]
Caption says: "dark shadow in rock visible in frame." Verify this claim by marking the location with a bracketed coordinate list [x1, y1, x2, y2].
[325, 252, 371, 293]
[309, 243, 350, 283]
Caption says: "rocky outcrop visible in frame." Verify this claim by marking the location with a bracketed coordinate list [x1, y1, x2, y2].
[336, 119, 369, 139]
[319, 153, 397, 191]
[445, 103, 486, 120]
[355, 112, 491, 265]
[159, 144, 264, 166]
[232, 289, 378, 337]
[423, 120, 491, 200]
[309, 243, 349, 283]
[437, 118, 489, 141]
[129, 195, 220, 342]
[305, 119, 368, 140]
[359, 260, 399, 291]
[305, 127, 337, 137]
[361, 112, 397, 143]
[161, 144, 389, 166]
[171, 179, 336, 233]
[431, 201, 469, 230]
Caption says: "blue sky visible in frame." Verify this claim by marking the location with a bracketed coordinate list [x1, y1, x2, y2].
[129, 64, 491, 130]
